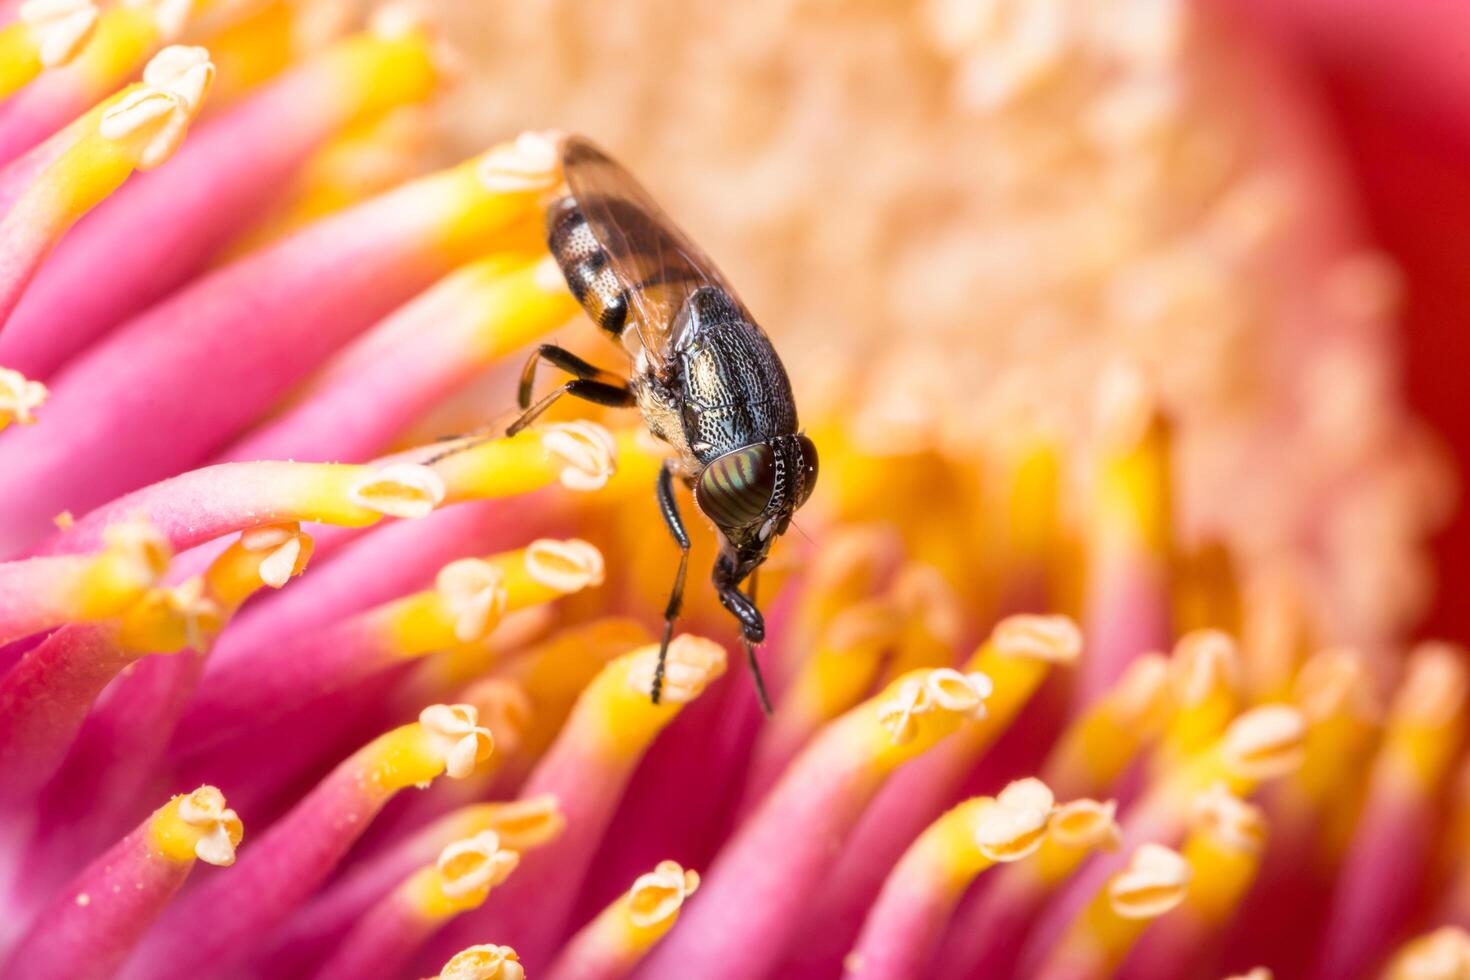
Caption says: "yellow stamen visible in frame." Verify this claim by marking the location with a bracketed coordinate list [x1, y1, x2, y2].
[442, 795, 565, 853]
[0, 367, 48, 430]
[1043, 652, 1173, 797]
[1048, 843, 1191, 977]
[1155, 629, 1241, 773]
[414, 704, 495, 781]
[0, 0, 98, 97]
[1380, 642, 1469, 796]
[419, 422, 617, 500]
[886, 562, 964, 677]
[74, 516, 171, 619]
[1034, 798, 1122, 886]
[1383, 927, 1470, 980]
[404, 831, 519, 918]
[438, 944, 525, 980]
[781, 597, 904, 726]
[379, 541, 602, 655]
[1170, 785, 1270, 937]
[148, 785, 244, 867]
[953, 613, 1082, 751]
[1281, 648, 1380, 861]
[786, 523, 902, 654]
[576, 636, 727, 759]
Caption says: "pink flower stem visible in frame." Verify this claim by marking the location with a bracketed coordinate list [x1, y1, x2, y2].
[117, 717, 477, 979]
[0, 151, 541, 552]
[0, 624, 137, 805]
[0, 30, 442, 377]
[0, 793, 230, 980]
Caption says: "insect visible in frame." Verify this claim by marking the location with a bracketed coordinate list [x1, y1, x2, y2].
[507, 135, 818, 713]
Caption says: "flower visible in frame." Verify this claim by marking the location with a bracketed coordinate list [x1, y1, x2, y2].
[0, 1, 1467, 979]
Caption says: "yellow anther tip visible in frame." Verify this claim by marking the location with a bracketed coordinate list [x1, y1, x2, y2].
[436, 831, 519, 900]
[1221, 704, 1306, 781]
[18, 0, 98, 68]
[627, 860, 701, 928]
[175, 785, 244, 867]
[542, 421, 618, 491]
[991, 613, 1083, 664]
[1189, 783, 1267, 854]
[525, 538, 605, 592]
[349, 462, 446, 518]
[477, 130, 564, 193]
[419, 703, 495, 780]
[626, 636, 727, 704]
[439, 944, 524, 980]
[1108, 843, 1190, 919]
[974, 778, 1055, 861]
[1047, 798, 1121, 851]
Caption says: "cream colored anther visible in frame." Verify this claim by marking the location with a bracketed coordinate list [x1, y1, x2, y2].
[973, 778, 1054, 861]
[419, 704, 495, 779]
[924, 667, 993, 719]
[439, 945, 525, 980]
[525, 538, 605, 592]
[177, 785, 243, 867]
[1220, 704, 1306, 781]
[348, 462, 445, 518]
[876, 675, 933, 745]
[1107, 843, 1190, 919]
[0, 368, 48, 428]
[436, 559, 507, 643]
[104, 514, 169, 568]
[542, 420, 617, 491]
[628, 860, 701, 928]
[626, 635, 727, 703]
[98, 88, 189, 171]
[1046, 798, 1121, 850]
[142, 45, 213, 110]
[240, 523, 309, 589]
[437, 831, 519, 899]
[1190, 783, 1267, 854]
[19, 0, 98, 67]
[123, 0, 193, 39]
[991, 613, 1083, 663]
[477, 130, 563, 193]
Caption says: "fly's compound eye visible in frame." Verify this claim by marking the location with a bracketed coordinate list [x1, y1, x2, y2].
[696, 444, 777, 530]
[794, 433, 819, 509]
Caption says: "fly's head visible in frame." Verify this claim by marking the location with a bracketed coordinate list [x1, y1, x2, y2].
[694, 432, 818, 581]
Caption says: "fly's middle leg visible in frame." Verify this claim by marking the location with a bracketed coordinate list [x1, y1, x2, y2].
[651, 459, 691, 706]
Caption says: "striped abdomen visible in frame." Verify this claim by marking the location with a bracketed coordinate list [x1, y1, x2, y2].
[547, 197, 629, 337]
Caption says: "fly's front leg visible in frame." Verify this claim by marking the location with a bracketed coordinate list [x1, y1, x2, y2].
[505, 343, 635, 437]
[652, 459, 691, 705]
[715, 556, 773, 716]
[517, 343, 624, 409]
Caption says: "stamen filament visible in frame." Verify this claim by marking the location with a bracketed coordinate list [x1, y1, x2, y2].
[544, 861, 701, 980]
[118, 705, 496, 979]
[0, 786, 241, 980]
[426, 637, 726, 968]
[637, 664, 999, 980]
[306, 831, 520, 980]
[845, 780, 1056, 980]
[174, 540, 603, 750]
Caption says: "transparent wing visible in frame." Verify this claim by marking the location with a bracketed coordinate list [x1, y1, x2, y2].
[560, 136, 747, 367]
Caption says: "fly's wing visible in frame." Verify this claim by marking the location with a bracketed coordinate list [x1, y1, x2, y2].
[560, 136, 747, 368]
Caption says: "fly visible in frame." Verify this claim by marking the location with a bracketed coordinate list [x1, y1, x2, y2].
[506, 135, 818, 714]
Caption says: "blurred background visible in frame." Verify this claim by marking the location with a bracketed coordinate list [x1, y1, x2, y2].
[435, 0, 1470, 647]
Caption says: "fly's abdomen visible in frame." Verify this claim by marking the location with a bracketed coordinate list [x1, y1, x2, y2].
[548, 197, 629, 337]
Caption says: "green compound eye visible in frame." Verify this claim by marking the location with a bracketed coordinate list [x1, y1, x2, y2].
[696, 444, 777, 530]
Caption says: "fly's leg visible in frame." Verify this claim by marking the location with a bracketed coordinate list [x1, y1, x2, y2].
[419, 359, 633, 467]
[503, 378, 635, 437]
[715, 556, 773, 716]
[652, 459, 691, 705]
[517, 343, 624, 409]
